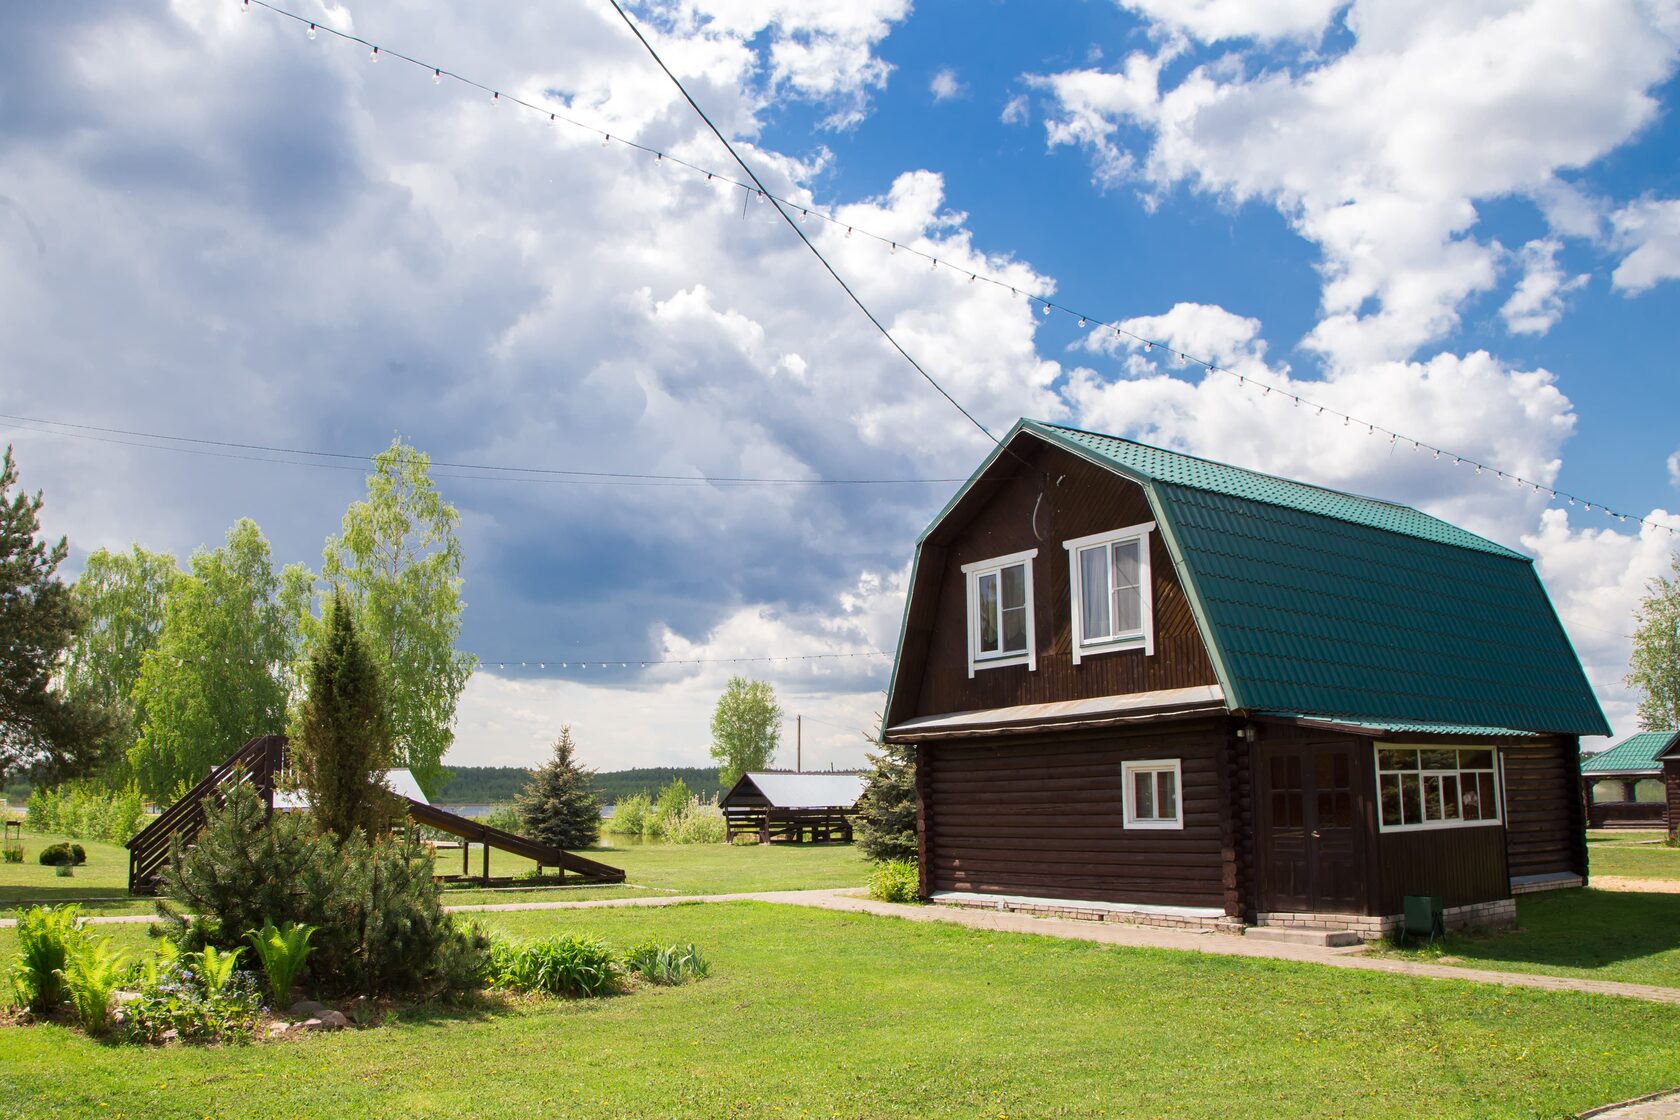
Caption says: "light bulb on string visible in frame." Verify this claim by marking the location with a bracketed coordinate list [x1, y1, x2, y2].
[602, 134, 611, 147]
[1041, 301, 1050, 315]
[307, 22, 317, 39]
[370, 46, 379, 62]
[491, 91, 500, 107]
[433, 69, 441, 84]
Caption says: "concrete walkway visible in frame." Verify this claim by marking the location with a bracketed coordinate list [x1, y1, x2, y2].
[14, 887, 1680, 1006]
[1582, 1090, 1680, 1118]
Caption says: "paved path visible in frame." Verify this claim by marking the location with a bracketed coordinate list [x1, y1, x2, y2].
[14, 887, 1680, 1007]
[1583, 1090, 1680, 1118]
[1593, 876, 1680, 894]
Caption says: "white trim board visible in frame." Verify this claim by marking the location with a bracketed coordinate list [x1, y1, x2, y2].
[887, 685, 1225, 738]
[929, 891, 1224, 920]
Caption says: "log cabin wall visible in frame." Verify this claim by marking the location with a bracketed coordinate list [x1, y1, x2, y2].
[891, 440, 1217, 725]
[920, 719, 1232, 910]
[1665, 759, 1680, 840]
[1373, 826, 1510, 913]
[1501, 738, 1586, 880]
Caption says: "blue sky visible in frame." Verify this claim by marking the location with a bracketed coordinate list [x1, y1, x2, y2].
[2, 0, 1678, 770]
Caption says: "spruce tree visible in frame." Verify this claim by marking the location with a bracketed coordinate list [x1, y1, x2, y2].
[513, 727, 601, 850]
[289, 588, 397, 839]
[855, 738, 918, 863]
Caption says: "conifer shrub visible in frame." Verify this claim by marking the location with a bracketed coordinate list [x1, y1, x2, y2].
[856, 740, 917, 863]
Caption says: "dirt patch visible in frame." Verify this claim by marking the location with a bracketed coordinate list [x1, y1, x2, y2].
[1590, 876, 1680, 894]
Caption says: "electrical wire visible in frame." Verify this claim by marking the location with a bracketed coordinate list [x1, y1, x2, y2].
[226, 0, 1680, 535]
[0, 412, 962, 488]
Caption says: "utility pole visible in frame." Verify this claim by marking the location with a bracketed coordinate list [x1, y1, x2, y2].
[796, 714, 802, 772]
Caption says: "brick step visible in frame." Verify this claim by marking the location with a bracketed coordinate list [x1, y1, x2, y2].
[1242, 926, 1362, 948]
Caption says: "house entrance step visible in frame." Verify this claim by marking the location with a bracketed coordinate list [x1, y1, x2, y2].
[1242, 926, 1362, 948]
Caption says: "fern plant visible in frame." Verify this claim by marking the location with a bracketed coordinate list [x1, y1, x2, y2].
[62, 939, 128, 1035]
[197, 945, 243, 995]
[11, 905, 84, 1013]
[246, 920, 316, 1007]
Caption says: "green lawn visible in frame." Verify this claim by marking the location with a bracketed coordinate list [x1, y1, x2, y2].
[1588, 831, 1680, 881]
[0, 832, 867, 917]
[0, 831, 141, 913]
[1374, 888, 1680, 989]
[4, 902, 1680, 1118]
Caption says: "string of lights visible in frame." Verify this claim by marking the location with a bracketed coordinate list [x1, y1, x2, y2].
[236, 0, 1679, 537]
[0, 412, 963, 488]
[478, 651, 886, 671]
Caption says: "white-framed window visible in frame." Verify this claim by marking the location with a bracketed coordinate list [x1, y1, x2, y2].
[961, 549, 1037, 678]
[1064, 522, 1155, 664]
[1122, 759, 1182, 830]
[1375, 744, 1502, 832]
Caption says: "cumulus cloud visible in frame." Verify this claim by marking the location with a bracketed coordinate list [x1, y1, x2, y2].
[1000, 93, 1029, 125]
[1670, 450, 1680, 489]
[1523, 510, 1680, 740]
[1611, 197, 1680, 292]
[1035, 0, 1680, 367]
[929, 67, 966, 102]
[1501, 238, 1587, 336]
[1113, 0, 1344, 42]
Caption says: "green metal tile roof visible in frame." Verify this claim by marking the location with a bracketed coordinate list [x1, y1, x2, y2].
[1021, 420, 1610, 737]
[1274, 715, 1541, 738]
[1581, 731, 1680, 774]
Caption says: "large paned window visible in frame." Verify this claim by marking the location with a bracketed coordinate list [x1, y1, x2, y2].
[1122, 759, 1182, 830]
[962, 549, 1037, 677]
[1063, 522, 1155, 663]
[1375, 745, 1501, 832]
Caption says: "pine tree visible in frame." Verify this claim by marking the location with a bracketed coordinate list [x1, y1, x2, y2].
[0, 445, 108, 780]
[289, 588, 397, 839]
[855, 735, 918, 864]
[513, 727, 601, 850]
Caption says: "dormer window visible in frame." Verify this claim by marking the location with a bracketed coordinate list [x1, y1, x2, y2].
[962, 549, 1038, 677]
[1065, 522, 1155, 663]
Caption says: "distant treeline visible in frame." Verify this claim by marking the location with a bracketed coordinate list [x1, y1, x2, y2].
[433, 765, 723, 805]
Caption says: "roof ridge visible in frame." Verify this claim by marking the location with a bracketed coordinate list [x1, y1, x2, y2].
[1028, 419, 1524, 560]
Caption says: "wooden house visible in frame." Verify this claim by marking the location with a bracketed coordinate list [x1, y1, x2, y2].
[1580, 731, 1679, 831]
[882, 420, 1609, 938]
[720, 771, 868, 843]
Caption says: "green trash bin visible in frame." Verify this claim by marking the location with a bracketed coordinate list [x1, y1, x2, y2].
[1402, 895, 1445, 945]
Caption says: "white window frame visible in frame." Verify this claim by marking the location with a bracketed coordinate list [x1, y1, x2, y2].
[1122, 758, 1183, 830]
[1064, 521, 1156, 664]
[961, 548, 1038, 678]
[1373, 743, 1504, 833]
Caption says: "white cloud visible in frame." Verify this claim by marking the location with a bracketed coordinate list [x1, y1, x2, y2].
[1068, 303, 1577, 547]
[929, 67, 966, 102]
[1522, 509, 1680, 740]
[1611, 197, 1680, 292]
[1669, 449, 1680, 489]
[1500, 238, 1587, 336]
[1114, 0, 1344, 42]
[1000, 93, 1029, 125]
[1036, 0, 1680, 367]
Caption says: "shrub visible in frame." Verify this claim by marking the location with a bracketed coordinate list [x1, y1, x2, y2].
[488, 934, 623, 998]
[125, 951, 262, 1044]
[38, 842, 85, 867]
[646, 779, 692, 838]
[2, 842, 23, 863]
[22, 781, 145, 845]
[513, 727, 601, 850]
[868, 859, 920, 904]
[664, 796, 728, 844]
[481, 806, 524, 834]
[246, 920, 316, 1008]
[62, 938, 128, 1035]
[604, 791, 649, 837]
[624, 942, 710, 986]
[162, 783, 487, 1000]
[11, 905, 85, 1013]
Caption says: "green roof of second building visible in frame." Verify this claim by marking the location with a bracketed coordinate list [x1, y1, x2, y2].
[1582, 731, 1680, 774]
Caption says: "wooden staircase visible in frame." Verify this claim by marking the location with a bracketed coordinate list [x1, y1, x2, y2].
[126, 736, 623, 894]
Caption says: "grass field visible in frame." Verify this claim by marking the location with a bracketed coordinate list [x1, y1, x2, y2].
[1586, 830, 1680, 880]
[1374, 888, 1680, 988]
[0, 830, 869, 916]
[4, 901, 1680, 1119]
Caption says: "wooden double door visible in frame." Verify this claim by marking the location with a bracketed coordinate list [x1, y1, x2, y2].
[1257, 741, 1364, 914]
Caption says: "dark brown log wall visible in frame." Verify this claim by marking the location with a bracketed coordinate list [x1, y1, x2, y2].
[1373, 826, 1509, 914]
[889, 439, 1217, 726]
[1501, 739, 1585, 881]
[920, 721, 1230, 909]
[1666, 760, 1680, 841]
